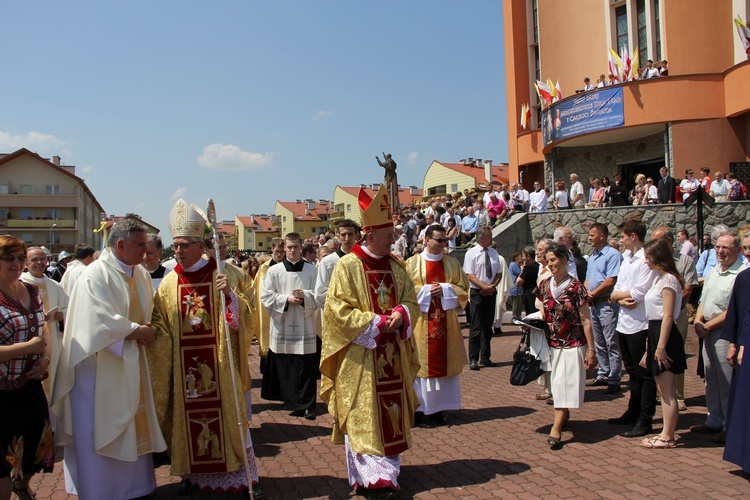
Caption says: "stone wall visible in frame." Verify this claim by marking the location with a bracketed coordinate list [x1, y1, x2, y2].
[526, 200, 750, 255]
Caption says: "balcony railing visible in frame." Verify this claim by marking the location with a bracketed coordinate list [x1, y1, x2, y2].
[5, 219, 76, 229]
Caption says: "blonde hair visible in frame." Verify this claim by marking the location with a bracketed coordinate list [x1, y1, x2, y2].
[635, 173, 646, 184]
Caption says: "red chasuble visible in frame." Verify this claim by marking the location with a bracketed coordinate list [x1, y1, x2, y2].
[425, 259, 449, 378]
[350, 245, 409, 456]
[173, 259, 229, 474]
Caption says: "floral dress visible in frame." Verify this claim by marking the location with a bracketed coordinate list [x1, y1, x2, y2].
[0, 281, 54, 480]
[534, 276, 589, 348]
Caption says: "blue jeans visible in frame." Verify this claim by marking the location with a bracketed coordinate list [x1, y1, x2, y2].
[590, 301, 621, 384]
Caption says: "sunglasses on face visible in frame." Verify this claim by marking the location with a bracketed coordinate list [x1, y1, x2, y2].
[0, 254, 26, 263]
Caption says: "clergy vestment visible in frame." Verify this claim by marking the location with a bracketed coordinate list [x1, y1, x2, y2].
[260, 258, 319, 411]
[320, 244, 419, 490]
[60, 259, 87, 296]
[253, 258, 281, 366]
[51, 249, 166, 500]
[148, 263, 172, 292]
[406, 251, 469, 415]
[20, 271, 68, 429]
[148, 257, 259, 492]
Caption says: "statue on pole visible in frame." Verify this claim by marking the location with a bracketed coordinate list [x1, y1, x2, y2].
[376, 152, 399, 215]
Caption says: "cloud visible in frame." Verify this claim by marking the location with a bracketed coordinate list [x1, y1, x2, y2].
[197, 144, 274, 171]
[0, 131, 66, 154]
[171, 187, 188, 200]
[314, 110, 332, 120]
[80, 165, 94, 174]
[407, 151, 419, 164]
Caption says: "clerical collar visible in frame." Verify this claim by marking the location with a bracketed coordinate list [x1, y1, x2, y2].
[336, 248, 347, 258]
[184, 258, 209, 273]
[269, 258, 282, 268]
[283, 258, 305, 272]
[111, 253, 135, 278]
[361, 244, 387, 260]
[422, 251, 443, 262]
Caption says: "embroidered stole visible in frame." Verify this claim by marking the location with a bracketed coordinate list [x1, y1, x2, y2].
[174, 260, 229, 473]
[425, 260, 448, 378]
[124, 275, 153, 455]
[355, 246, 409, 456]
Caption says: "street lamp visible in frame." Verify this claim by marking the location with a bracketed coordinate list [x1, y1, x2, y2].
[49, 223, 57, 252]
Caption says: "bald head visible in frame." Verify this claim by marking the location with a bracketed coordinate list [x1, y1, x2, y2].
[650, 226, 673, 245]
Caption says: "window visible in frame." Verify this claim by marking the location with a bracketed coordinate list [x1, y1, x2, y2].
[48, 232, 60, 244]
[258, 241, 264, 247]
[450, 183, 459, 193]
[0, 209, 7, 219]
[282, 216, 287, 222]
[47, 209, 62, 219]
[299, 227, 305, 233]
[0, 184, 7, 194]
[45, 185, 61, 195]
[346, 204, 351, 212]
[654, 0, 661, 61]
[19, 185, 33, 195]
[637, 0, 648, 65]
[20, 209, 33, 219]
[531, 0, 539, 43]
[20, 233, 33, 244]
[616, 5, 628, 52]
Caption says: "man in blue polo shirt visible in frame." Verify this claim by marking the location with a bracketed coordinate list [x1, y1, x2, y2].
[584, 222, 623, 394]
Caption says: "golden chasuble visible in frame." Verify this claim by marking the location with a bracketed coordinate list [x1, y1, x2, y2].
[148, 258, 250, 476]
[125, 275, 152, 455]
[406, 254, 469, 379]
[320, 245, 420, 457]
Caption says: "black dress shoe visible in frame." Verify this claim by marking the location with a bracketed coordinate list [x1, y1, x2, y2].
[289, 409, 305, 417]
[493, 327, 503, 336]
[603, 384, 622, 394]
[621, 422, 653, 437]
[178, 479, 193, 496]
[586, 378, 609, 387]
[469, 361, 479, 371]
[608, 413, 638, 426]
[481, 359, 495, 367]
[366, 487, 399, 499]
[430, 412, 448, 426]
[243, 485, 265, 499]
[303, 409, 316, 420]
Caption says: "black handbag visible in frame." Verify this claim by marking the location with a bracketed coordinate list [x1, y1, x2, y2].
[509, 329, 544, 386]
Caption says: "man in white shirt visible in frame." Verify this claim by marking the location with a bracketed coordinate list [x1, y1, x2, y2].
[462, 226, 502, 370]
[529, 181, 548, 212]
[709, 172, 731, 201]
[511, 183, 529, 212]
[608, 220, 658, 437]
[640, 59, 660, 79]
[646, 177, 659, 204]
[553, 226, 578, 279]
[569, 173, 585, 209]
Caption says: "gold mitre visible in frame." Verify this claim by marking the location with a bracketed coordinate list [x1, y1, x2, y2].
[169, 198, 206, 239]
[358, 184, 393, 232]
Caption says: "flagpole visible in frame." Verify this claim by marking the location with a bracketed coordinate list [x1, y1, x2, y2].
[206, 199, 255, 500]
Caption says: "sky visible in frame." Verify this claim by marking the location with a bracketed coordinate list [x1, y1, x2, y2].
[0, 1, 508, 240]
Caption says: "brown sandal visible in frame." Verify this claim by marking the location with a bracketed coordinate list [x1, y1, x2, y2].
[640, 436, 676, 449]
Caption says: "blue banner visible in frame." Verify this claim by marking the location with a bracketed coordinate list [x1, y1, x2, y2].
[542, 87, 624, 145]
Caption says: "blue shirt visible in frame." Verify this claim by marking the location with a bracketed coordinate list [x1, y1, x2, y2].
[508, 261, 523, 296]
[585, 245, 622, 297]
[461, 214, 478, 234]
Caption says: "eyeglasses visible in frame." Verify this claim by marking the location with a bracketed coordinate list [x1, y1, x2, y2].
[430, 238, 448, 244]
[171, 242, 198, 251]
[28, 257, 48, 263]
[0, 254, 26, 263]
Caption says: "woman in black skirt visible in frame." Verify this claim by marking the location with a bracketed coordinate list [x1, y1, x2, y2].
[640, 238, 688, 449]
[0, 235, 54, 500]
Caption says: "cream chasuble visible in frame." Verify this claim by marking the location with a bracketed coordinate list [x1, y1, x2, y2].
[51, 248, 166, 460]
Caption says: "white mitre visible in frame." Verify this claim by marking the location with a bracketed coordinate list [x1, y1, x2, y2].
[169, 198, 206, 239]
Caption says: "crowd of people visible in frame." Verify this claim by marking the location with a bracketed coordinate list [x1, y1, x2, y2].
[577, 59, 669, 93]
[3, 183, 750, 499]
